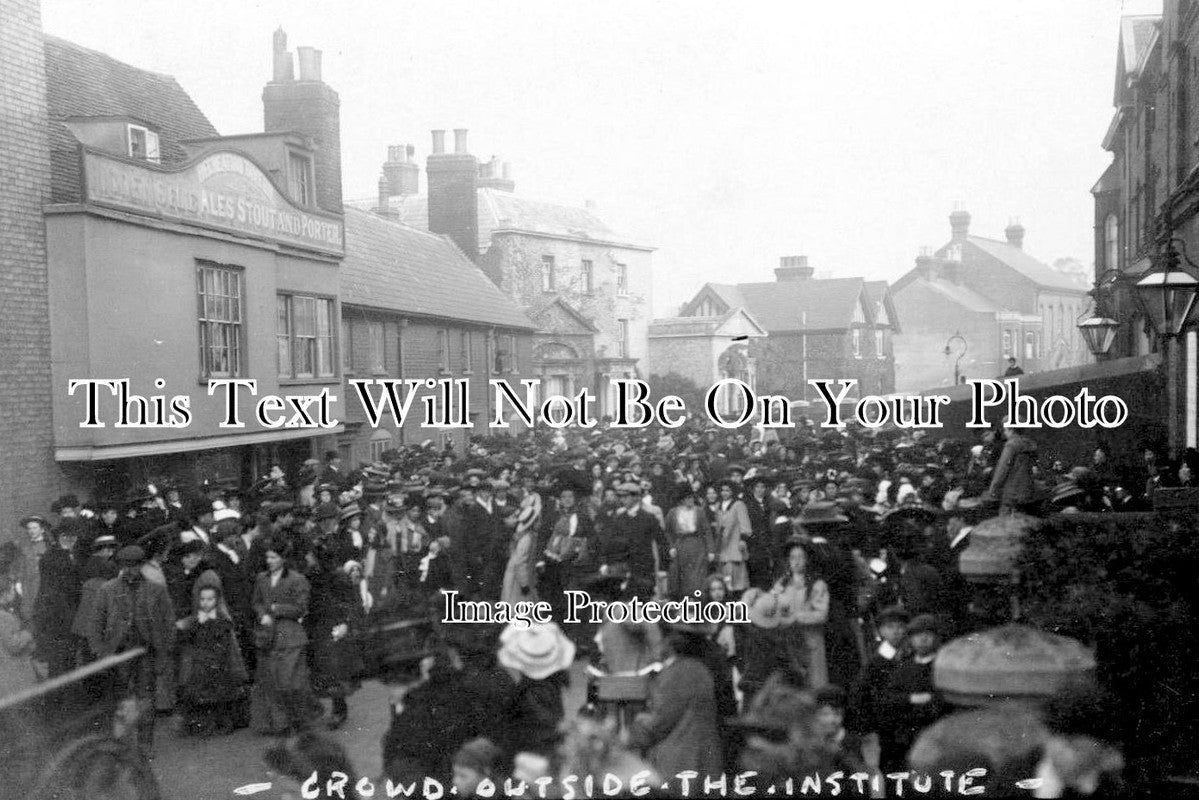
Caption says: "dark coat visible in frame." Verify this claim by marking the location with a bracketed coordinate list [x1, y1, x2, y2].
[848, 645, 901, 735]
[207, 547, 254, 626]
[33, 547, 82, 647]
[629, 656, 723, 780]
[878, 656, 945, 765]
[597, 506, 667, 593]
[305, 567, 362, 695]
[84, 571, 175, 663]
[251, 569, 310, 649]
[987, 432, 1039, 506]
[382, 669, 479, 783]
[503, 674, 568, 758]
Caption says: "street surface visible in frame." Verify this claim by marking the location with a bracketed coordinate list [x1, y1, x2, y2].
[151, 662, 590, 799]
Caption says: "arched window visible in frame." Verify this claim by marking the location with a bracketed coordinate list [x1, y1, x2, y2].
[1105, 214, 1119, 270]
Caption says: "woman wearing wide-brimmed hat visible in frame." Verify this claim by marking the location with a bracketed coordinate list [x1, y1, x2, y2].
[736, 587, 797, 706]
[500, 492, 541, 607]
[496, 622, 575, 758]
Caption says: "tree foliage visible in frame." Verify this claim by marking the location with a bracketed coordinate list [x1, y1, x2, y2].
[1015, 513, 1199, 779]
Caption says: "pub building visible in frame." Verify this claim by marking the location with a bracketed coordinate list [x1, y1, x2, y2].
[44, 32, 349, 496]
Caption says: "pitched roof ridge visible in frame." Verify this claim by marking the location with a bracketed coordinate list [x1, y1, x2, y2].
[44, 34, 179, 82]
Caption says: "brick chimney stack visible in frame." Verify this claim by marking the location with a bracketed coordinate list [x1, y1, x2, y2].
[775, 255, 815, 282]
[477, 156, 515, 192]
[427, 128, 479, 261]
[262, 29, 342, 213]
[381, 144, 419, 197]
[950, 209, 971, 242]
[1005, 219, 1025, 250]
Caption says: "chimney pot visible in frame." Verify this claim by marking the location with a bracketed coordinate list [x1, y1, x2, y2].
[296, 46, 322, 81]
[502, 161, 511, 180]
[271, 29, 293, 82]
[431, 130, 446, 154]
[406, 143, 415, 161]
[387, 145, 402, 163]
[454, 128, 469, 154]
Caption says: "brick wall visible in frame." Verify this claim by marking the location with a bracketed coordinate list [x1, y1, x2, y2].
[1, 0, 64, 541]
[262, 80, 342, 214]
[750, 330, 893, 400]
[340, 308, 533, 460]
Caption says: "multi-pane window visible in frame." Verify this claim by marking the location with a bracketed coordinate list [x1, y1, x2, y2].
[288, 152, 313, 206]
[341, 319, 352, 372]
[461, 330, 474, 372]
[128, 124, 160, 164]
[616, 263, 628, 295]
[851, 328, 861, 358]
[369, 321, 385, 373]
[541, 256, 556, 292]
[277, 294, 335, 379]
[617, 319, 629, 358]
[495, 333, 518, 373]
[197, 262, 243, 378]
[438, 329, 450, 372]
[875, 329, 885, 359]
[1104, 215, 1119, 270]
[582, 260, 594, 294]
[1025, 332, 1036, 360]
[1002, 330, 1013, 357]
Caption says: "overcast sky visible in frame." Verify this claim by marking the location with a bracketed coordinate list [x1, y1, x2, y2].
[41, 0, 1162, 316]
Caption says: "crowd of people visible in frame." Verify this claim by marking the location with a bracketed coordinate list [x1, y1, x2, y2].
[0, 416, 1153, 796]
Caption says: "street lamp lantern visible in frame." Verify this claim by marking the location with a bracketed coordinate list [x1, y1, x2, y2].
[944, 332, 967, 386]
[1077, 315, 1119, 356]
[1133, 240, 1199, 338]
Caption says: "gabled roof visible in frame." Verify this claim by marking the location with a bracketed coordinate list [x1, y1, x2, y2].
[527, 295, 599, 334]
[683, 278, 872, 332]
[648, 307, 768, 338]
[1114, 16, 1160, 106]
[920, 278, 1005, 314]
[353, 188, 651, 252]
[952, 236, 1087, 293]
[44, 35, 219, 202]
[340, 208, 535, 330]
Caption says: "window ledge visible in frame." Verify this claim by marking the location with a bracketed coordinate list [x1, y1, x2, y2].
[278, 377, 341, 387]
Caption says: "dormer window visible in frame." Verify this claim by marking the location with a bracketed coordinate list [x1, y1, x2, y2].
[288, 151, 314, 206]
[127, 124, 160, 163]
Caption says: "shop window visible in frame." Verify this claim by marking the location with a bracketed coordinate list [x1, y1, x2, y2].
[369, 430, 393, 462]
[197, 261, 243, 378]
[277, 294, 335, 379]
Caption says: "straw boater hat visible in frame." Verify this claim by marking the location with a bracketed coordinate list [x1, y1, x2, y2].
[497, 622, 576, 680]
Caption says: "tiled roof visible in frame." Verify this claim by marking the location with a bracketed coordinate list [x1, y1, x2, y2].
[695, 278, 868, 332]
[961, 237, 1087, 292]
[44, 35, 219, 202]
[920, 279, 1005, 313]
[353, 189, 648, 251]
[340, 208, 535, 330]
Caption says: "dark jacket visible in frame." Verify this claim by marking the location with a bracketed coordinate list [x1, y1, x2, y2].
[987, 431, 1038, 506]
[629, 656, 723, 780]
[33, 547, 82, 645]
[382, 668, 479, 783]
[85, 571, 175, 662]
[251, 568, 310, 649]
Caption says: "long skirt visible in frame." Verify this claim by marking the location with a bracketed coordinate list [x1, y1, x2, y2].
[250, 643, 316, 734]
[668, 536, 710, 599]
[719, 559, 748, 593]
[781, 623, 827, 689]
